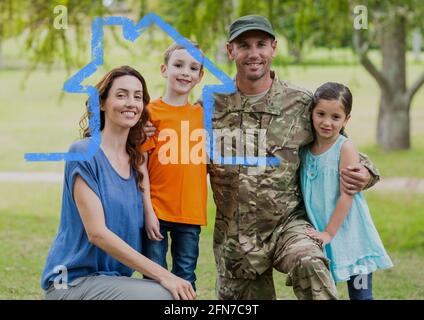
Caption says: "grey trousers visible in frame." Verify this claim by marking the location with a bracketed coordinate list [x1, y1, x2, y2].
[45, 275, 174, 300]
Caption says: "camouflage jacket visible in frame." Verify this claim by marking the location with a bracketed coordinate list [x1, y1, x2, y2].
[208, 71, 380, 279]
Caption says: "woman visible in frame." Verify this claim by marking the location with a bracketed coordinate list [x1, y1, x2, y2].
[41, 66, 195, 300]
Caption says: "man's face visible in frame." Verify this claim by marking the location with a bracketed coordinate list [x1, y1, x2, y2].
[227, 30, 277, 81]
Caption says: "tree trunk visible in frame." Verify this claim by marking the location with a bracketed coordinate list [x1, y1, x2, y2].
[377, 90, 410, 150]
[377, 15, 410, 150]
[412, 29, 421, 61]
[288, 45, 303, 63]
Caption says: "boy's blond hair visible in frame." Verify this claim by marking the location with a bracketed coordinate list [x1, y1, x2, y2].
[163, 41, 204, 71]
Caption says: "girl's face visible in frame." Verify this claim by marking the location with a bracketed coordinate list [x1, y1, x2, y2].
[102, 75, 144, 130]
[312, 99, 350, 140]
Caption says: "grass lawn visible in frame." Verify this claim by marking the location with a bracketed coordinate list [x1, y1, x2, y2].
[0, 182, 423, 300]
[361, 142, 424, 178]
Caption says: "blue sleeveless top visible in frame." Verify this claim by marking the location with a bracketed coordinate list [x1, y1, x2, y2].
[300, 135, 393, 282]
[41, 139, 144, 290]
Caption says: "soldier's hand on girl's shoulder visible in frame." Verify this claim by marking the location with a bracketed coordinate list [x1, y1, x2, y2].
[340, 164, 370, 195]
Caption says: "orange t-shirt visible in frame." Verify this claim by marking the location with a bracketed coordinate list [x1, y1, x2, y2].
[140, 98, 207, 225]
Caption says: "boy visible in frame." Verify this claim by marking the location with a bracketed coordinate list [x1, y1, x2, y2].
[140, 41, 206, 291]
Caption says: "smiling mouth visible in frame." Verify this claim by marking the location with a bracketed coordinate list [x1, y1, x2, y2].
[245, 62, 263, 68]
[177, 79, 191, 85]
[121, 111, 137, 118]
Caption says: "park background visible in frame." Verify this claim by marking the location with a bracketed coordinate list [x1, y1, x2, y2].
[0, 0, 423, 299]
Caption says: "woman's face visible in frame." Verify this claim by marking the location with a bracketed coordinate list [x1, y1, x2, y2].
[102, 75, 144, 130]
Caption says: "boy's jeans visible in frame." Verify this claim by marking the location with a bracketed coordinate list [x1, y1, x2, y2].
[347, 273, 373, 300]
[143, 219, 201, 290]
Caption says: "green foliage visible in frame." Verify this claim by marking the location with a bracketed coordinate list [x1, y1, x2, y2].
[23, 0, 107, 74]
[155, 0, 233, 49]
[3, 0, 423, 71]
[0, 0, 134, 74]
[361, 141, 424, 178]
[0, 0, 27, 39]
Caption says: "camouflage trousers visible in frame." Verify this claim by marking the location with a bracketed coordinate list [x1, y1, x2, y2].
[216, 217, 338, 300]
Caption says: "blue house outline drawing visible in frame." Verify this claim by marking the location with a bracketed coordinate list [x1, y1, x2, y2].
[24, 13, 279, 166]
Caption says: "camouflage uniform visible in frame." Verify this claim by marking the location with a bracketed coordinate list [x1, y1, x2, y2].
[208, 71, 379, 300]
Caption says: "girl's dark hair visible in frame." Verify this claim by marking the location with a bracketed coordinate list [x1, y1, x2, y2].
[79, 65, 150, 191]
[312, 82, 353, 135]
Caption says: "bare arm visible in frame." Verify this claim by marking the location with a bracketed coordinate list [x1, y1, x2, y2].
[307, 140, 359, 244]
[73, 175, 194, 300]
[140, 152, 163, 241]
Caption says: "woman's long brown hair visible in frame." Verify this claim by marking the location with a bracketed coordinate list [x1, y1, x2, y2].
[79, 66, 150, 191]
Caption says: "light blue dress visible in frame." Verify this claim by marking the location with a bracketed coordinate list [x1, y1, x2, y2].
[300, 135, 393, 282]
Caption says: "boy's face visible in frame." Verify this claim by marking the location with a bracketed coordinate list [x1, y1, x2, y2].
[161, 49, 204, 96]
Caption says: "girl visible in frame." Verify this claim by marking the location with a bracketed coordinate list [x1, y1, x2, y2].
[41, 66, 195, 300]
[300, 82, 393, 300]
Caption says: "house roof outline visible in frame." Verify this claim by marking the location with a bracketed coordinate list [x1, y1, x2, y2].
[25, 13, 279, 167]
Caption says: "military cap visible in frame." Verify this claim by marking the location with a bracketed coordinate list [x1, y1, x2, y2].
[228, 15, 275, 42]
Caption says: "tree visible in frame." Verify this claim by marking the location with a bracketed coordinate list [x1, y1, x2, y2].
[0, 0, 136, 73]
[154, 0, 234, 51]
[351, 0, 424, 150]
[0, 0, 28, 68]
[23, 0, 107, 74]
[271, 0, 351, 63]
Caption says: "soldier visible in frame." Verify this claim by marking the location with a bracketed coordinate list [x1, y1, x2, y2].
[208, 15, 380, 300]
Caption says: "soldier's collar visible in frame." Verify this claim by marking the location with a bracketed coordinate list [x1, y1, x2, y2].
[233, 70, 282, 115]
